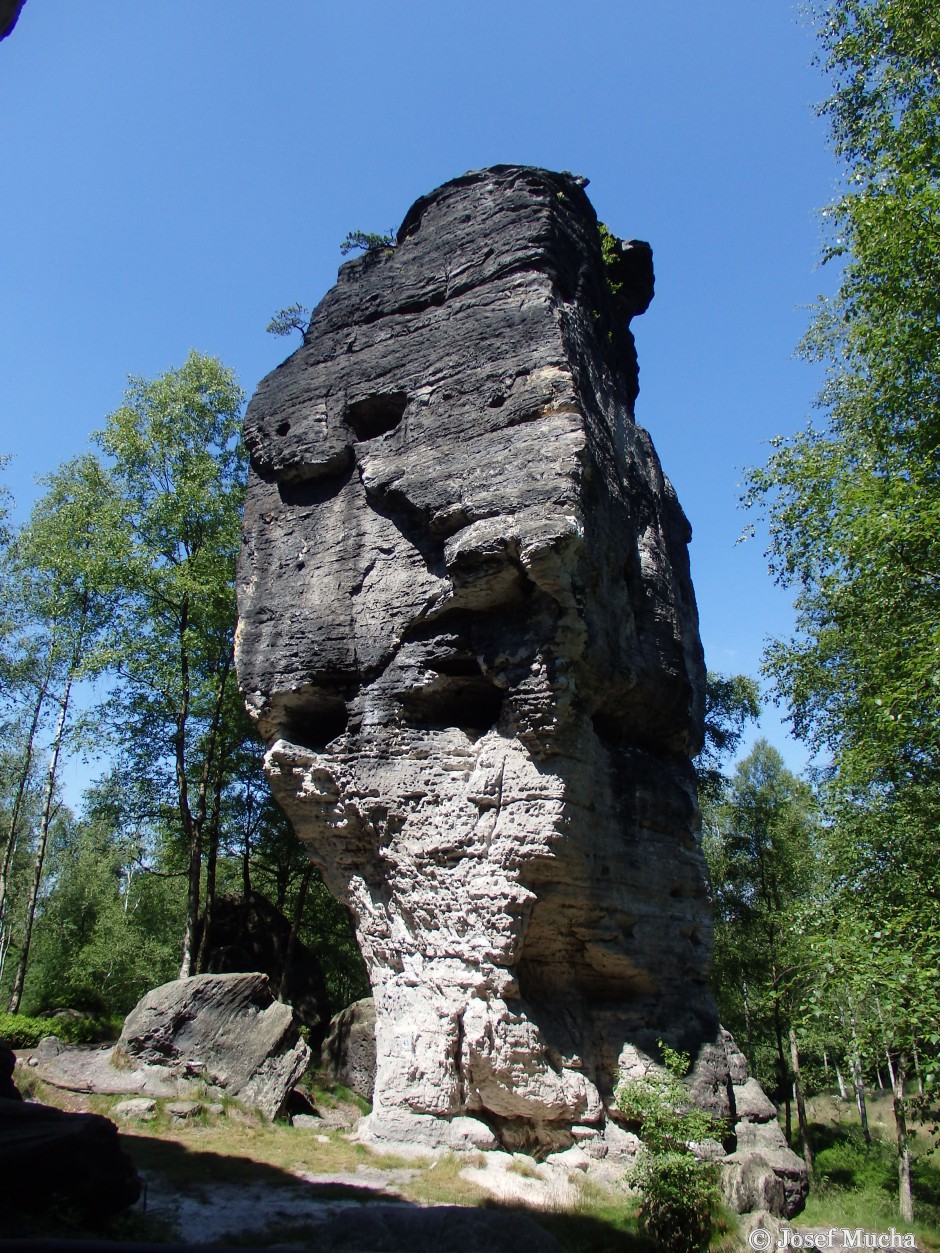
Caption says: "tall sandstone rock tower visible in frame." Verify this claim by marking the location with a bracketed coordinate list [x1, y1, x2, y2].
[236, 168, 804, 1209]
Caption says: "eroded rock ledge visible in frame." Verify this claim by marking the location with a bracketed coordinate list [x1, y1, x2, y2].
[236, 165, 804, 1210]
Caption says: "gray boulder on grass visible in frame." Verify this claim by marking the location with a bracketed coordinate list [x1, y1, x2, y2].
[320, 996, 376, 1101]
[118, 971, 310, 1119]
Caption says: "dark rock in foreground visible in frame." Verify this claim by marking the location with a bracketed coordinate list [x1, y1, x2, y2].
[0, 1096, 140, 1216]
[0, 1206, 564, 1253]
[307, 1203, 564, 1252]
[0, 1039, 22, 1100]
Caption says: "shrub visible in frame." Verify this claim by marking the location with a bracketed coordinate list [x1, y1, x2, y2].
[266, 304, 310, 337]
[598, 222, 624, 297]
[616, 1041, 724, 1253]
[632, 1150, 721, 1253]
[339, 229, 396, 256]
[0, 1011, 121, 1049]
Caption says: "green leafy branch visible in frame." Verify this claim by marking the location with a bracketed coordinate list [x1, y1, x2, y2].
[339, 229, 397, 256]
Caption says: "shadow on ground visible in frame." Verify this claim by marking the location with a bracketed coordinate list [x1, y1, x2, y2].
[2, 1130, 651, 1252]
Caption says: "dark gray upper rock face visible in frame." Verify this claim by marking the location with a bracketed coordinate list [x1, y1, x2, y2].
[0, 1, 25, 42]
[196, 891, 331, 1043]
[236, 165, 717, 1151]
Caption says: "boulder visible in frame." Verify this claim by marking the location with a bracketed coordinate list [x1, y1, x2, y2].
[320, 996, 376, 1100]
[0, 1097, 140, 1216]
[733, 1076, 778, 1122]
[727, 1119, 809, 1218]
[196, 890, 331, 1043]
[112, 1097, 157, 1121]
[722, 1151, 786, 1217]
[118, 971, 310, 1120]
[166, 1099, 203, 1120]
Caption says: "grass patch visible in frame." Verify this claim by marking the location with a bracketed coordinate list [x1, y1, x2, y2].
[0, 1010, 122, 1048]
[798, 1096, 940, 1249]
[396, 1151, 488, 1207]
[122, 1117, 410, 1186]
[299, 1072, 372, 1115]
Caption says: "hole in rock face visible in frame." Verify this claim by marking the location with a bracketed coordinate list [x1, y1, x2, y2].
[275, 420, 291, 437]
[276, 457, 355, 507]
[591, 709, 627, 745]
[281, 695, 349, 753]
[399, 673, 503, 737]
[345, 392, 408, 441]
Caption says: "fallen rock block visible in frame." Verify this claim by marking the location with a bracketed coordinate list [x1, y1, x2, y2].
[112, 1097, 157, 1121]
[118, 972, 310, 1120]
[722, 1151, 787, 1218]
[546, 1145, 591, 1171]
[166, 1099, 203, 1120]
[320, 996, 376, 1101]
[291, 1113, 323, 1129]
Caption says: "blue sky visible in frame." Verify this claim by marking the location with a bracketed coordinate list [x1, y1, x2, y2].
[0, 1, 839, 788]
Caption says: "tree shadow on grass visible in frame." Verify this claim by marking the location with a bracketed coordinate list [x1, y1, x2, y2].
[122, 1129, 390, 1197]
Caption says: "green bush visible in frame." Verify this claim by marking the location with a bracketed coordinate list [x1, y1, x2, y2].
[0, 1011, 121, 1049]
[814, 1128, 897, 1194]
[632, 1151, 722, 1253]
[616, 1042, 724, 1253]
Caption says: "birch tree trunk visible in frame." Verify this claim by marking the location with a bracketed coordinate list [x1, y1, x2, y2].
[790, 1025, 815, 1181]
[0, 667, 50, 924]
[7, 668, 74, 1013]
[893, 1053, 914, 1224]
[835, 1063, 849, 1101]
[845, 999, 872, 1146]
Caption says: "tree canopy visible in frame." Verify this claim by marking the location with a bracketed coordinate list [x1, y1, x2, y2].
[0, 353, 367, 1021]
[745, 0, 940, 1220]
